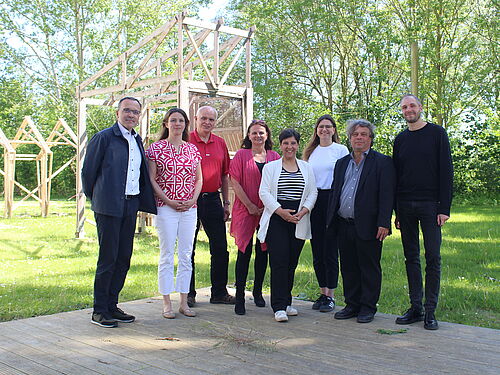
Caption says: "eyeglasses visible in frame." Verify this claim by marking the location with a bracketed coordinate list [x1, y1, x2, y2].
[318, 124, 334, 129]
[122, 108, 141, 116]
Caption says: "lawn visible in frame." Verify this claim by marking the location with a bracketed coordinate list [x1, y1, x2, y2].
[0, 200, 498, 329]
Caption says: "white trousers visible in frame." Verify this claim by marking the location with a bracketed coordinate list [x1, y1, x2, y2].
[156, 205, 197, 295]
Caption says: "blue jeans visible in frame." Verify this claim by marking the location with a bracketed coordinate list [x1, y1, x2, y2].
[397, 200, 442, 312]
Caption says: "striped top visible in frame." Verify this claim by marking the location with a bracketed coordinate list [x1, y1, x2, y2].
[277, 167, 305, 201]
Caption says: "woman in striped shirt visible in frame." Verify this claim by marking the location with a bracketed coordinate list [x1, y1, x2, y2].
[258, 129, 318, 322]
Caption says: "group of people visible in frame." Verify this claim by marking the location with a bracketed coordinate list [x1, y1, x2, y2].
[82, 94, 452, 331]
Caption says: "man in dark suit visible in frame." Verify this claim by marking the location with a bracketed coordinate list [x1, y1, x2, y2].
[326, 119, 395, 323]
[82, 97, 156, 328]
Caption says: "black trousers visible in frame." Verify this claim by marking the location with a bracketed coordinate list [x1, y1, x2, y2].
[337, 218, 382, 314]
[266, 200, 304, 312]
[189, 192, 229, 298]
[397, 200, 442, 312]
[310, 189, 339, 289]
[235, 234, 268, 296]
[93, 197, 139, 314]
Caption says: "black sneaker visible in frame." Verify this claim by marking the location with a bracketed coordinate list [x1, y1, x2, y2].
[110, 308, 135, 323]
[312, 294, 326, 310]
[319, 296, 335, 312]
[91, 312, 118, 328]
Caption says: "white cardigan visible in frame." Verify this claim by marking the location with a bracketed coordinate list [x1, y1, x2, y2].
[257, 159, 318, 242]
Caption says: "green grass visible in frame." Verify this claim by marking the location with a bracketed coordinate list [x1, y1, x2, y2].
[0, 200, 498, 329]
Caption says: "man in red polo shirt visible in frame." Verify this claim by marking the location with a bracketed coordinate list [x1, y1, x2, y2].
[188, 105, 235, 306]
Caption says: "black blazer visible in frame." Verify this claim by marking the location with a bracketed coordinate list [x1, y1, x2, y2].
[82, 123, 157, 217]
[326, 149, 395, 241]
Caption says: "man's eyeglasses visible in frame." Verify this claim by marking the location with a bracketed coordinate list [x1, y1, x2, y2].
[122, 108, 141, 116]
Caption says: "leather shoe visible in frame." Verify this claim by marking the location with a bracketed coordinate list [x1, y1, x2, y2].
[253, 293, 266, 307]
[187, 296, 196, 308]
[334, 306, 359, 320]
[357, 312, 375, 323]
[210, 294, 236, 304]
[395, 307, 424, 325]
[424, 311, 439, 330]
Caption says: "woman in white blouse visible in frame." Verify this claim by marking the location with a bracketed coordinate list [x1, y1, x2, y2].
[303, 115, 349, 313]
[258, 128, 317, 322]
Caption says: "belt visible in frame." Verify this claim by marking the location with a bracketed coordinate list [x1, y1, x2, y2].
[125, 194, 139, 200]
[338, 216, 355, 225]
[200, 191, 220, 198]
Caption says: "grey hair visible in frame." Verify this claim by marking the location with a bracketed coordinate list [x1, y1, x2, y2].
[400, 94, 422, 106]
[196, 105, 218, 119]
[346, 119, 375, 144]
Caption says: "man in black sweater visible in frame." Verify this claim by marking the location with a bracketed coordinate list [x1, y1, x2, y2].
[393, 94, 453, 330]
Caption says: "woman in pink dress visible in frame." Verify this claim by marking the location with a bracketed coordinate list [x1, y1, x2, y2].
[146, 108, 202, 319]
[229, 120, 280, 315]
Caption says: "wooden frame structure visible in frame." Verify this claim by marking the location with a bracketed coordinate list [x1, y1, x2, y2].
[0, 117, 77, 218]
[75, 12, 255, 238]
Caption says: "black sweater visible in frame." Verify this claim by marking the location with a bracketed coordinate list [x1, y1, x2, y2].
[393, 122, 453, 216]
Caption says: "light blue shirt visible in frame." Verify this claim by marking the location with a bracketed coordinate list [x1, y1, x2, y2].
[118, 122, 141, 195]
[338, 150, 369, 219]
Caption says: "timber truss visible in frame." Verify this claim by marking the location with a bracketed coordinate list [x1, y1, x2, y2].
[0, 117, 77, 218]
[76, 12, 255, 238]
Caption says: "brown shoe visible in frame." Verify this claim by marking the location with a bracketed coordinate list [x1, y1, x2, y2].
[210, 294, 236, 304]
[179, 307, 196, 317]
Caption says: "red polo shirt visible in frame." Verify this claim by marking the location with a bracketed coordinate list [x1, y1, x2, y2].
[190, 130, 230, 193]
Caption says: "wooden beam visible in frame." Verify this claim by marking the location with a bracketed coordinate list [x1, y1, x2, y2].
[183, 17, 254, 39]
[183, 25, 216, 88]
[219, 41, 247, 86]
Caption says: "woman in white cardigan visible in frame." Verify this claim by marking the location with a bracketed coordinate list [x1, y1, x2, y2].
[258, 128, 317, 322]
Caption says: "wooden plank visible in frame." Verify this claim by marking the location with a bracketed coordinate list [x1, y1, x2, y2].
[183, 17, 254, 39]
[219, 41, 247, 86]
[183, 25, 216, 88]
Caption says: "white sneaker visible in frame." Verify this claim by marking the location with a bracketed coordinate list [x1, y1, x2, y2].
[274, 310, 288, 322]
[286, 305, 298, 316]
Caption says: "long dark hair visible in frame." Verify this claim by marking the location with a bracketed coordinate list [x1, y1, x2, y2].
[241, 119, 273, 150]
[303, 114, 341, 161]
[158, 108, 190, 141]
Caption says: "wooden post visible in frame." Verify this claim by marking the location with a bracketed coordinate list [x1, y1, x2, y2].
[411, 41, 419, 96]
[75, 94, 87, 238]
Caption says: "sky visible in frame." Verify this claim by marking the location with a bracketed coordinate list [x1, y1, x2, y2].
[198, 0, 229, 22]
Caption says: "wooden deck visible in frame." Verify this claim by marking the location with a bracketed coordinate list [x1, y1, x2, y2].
[1, 287, 498, 375]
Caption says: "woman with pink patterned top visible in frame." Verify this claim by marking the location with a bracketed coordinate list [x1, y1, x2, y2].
[146, 108, 202, 319]
[229, 120, 280, 315]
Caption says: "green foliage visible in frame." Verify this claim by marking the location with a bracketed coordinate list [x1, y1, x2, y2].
[450, 113, 500, 197]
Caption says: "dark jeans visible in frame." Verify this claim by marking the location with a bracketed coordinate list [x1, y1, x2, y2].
[397, 200, 442, 312]
[310, 189, 339, 289]
[266, 200, 304, 312]
[189, 192, 229, 298]
[235, 235, 268, 296]
[337, 218, 382, 314]
[93, 196, 139, 314]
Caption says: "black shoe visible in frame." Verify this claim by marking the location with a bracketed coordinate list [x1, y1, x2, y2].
[319, 296, 335, 313]
[357, 312, 375, 323]
[395, 307, 424, 325]
[253, 293, 266, 307]
[334, 306, 359, 320]
[210, 294, 236, 304]
[110, 308, 135, 323]
[235, 299, 246, 315]
[312, 294, 326, 310]
[187, 296, 196, 308]
[424, 311, 439, 330]
[91, 312, 118, 328]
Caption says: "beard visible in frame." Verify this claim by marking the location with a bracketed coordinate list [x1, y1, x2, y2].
[405, 112, 421, 123]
